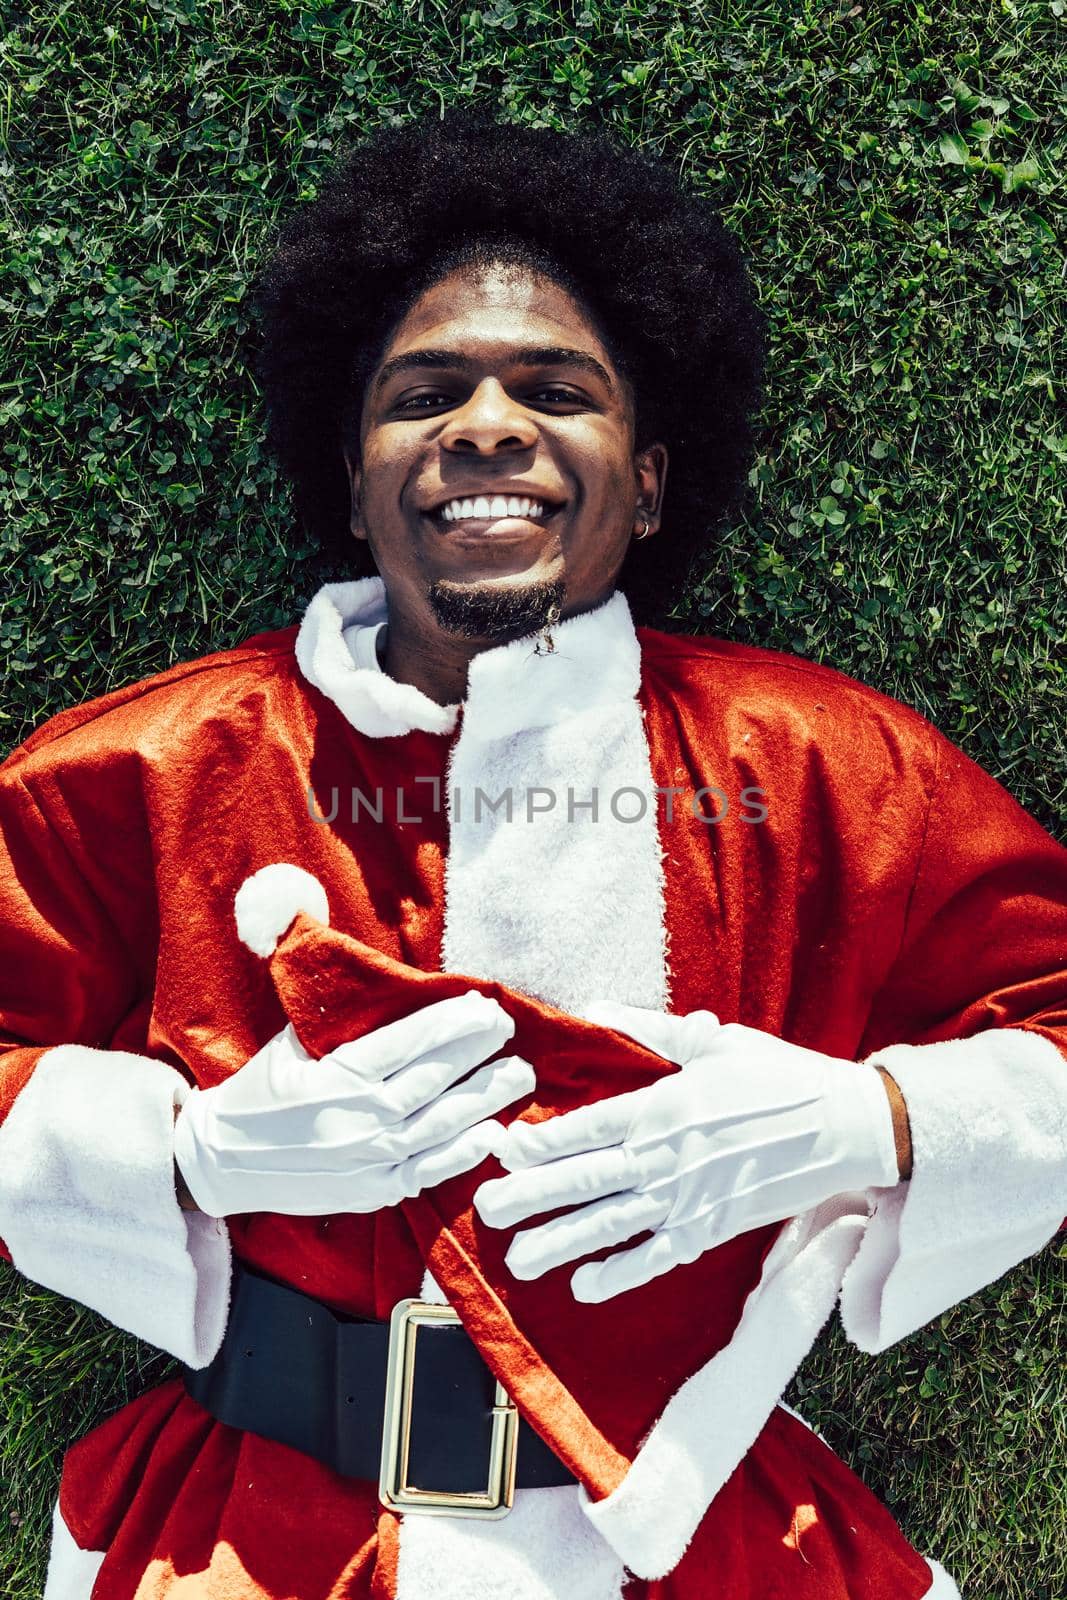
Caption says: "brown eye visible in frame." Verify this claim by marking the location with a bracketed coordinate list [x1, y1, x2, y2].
[530, 387, 585, 405]
[396, 392, 451, 411]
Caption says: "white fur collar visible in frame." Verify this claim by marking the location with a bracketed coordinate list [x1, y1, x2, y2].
[293, 577, 641, 740]
[440, 589, 667, 1013]
[295, 579, 459, 738]
[460, 584, 641, 739]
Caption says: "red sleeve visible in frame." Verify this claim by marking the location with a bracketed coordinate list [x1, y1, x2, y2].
[0, 757, 151, 1260]
[858, 723, 1067, 1230]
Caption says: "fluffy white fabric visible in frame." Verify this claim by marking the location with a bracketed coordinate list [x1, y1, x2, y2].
[580, 1191, 870, 1579]
[441, 589, 669, 1015]
[346, 615, 387, 672]
[233, 862, 330, 957]
[0, 1045, 231, 1367]
[42, 1502, 105, 1600]
[396, 1486, 626, 1600]
[296, 578, 460, 738]
[842, 1027, 1067, 1352]
[42, 1497, 105, 1600]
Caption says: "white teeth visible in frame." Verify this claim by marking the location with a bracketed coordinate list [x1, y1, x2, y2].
[439, 497, 546, 523]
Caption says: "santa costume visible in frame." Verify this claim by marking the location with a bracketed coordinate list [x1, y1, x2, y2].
[0, 577, 1064, 1599]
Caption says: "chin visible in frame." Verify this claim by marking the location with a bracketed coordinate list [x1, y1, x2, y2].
[427, 573, 567, 640]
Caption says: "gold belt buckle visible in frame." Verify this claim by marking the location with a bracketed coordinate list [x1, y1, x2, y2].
[379, 1299, 519, 1519]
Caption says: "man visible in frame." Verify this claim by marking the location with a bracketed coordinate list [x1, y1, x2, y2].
[1, 109, 1064, 1600]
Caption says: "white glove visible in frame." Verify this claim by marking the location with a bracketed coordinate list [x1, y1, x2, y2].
[474, 1001, 900, 1303]
[174, 991, 534, 1218]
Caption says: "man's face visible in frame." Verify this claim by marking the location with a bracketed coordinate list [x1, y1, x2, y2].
[348, 262, 666, 643]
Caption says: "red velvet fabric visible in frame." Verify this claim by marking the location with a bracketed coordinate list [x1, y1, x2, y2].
[58, 1379, 927, 1600]
[1, 618, 1064, 1597]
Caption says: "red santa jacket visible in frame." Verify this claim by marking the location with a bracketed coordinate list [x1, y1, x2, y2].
[0, 579, 1064, 1600]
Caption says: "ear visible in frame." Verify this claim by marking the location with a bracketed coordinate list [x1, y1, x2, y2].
[342, 447, 369, 543]
[632, 442, 668, 538]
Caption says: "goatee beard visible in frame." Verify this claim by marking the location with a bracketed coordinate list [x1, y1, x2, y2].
[427, 577, 567, 641]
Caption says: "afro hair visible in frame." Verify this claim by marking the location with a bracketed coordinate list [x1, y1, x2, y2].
[254, 108, 768, 626]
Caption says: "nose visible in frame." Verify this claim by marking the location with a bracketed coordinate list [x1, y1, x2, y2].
[438, 378, 539, 455]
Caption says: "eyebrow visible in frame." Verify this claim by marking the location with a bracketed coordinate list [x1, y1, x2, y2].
[373, 345, 615, 395]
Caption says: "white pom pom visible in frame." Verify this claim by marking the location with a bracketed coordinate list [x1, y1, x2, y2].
[234, 864, 330, 957]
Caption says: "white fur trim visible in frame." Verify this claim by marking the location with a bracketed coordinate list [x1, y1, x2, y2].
[234, 862, 330, 957]
[42, 1502, 105, 1600]
[0, 1046, 231, 1367]
[579, 1193, 871, 1579]
[441, 590, 669, 1014]
[295, 579, 459, 738]
[396, 1485, 625, 1600]
[841, 1028, 1067, 1353]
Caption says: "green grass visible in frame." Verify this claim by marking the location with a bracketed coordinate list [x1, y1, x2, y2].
[0, 1, 1064, 1595]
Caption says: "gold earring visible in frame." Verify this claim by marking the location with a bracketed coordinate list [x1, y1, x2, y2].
[633, 514, 652, 541]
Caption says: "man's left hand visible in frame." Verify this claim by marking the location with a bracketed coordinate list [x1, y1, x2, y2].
[474, 1002, 901, 1303]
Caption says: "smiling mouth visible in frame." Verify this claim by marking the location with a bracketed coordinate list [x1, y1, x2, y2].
[423, 494, 565, 534]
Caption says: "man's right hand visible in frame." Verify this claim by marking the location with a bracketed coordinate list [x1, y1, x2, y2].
[172, 991, 534, 1219]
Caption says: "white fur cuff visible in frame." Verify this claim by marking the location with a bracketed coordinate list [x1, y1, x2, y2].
[0, 1044, 231, 1366]
[843, 1027, 1067, 1352]
[43, 1501, 105, 1600]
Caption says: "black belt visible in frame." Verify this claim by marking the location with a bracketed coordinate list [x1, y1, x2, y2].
[183, 1264, 575, 1513]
